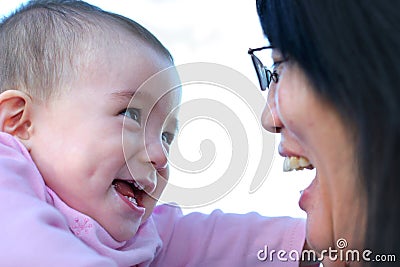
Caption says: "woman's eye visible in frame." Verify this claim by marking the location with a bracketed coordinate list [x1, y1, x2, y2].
[162, 132, 175, 145]
[272, 61, 283, 73]
[119, 108, 141, 123]
[272, 57, 289, 74]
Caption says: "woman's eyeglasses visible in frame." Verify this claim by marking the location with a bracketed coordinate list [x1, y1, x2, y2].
[248, 46, 279, 91]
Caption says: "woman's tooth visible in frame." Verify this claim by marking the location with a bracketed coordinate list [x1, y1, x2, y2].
[289, 156, 300, 169]
[283, 157, 292, 172]
[284, 156, 298, 172]
[299, 157, 310, 167]
[283, 156, 311, 172]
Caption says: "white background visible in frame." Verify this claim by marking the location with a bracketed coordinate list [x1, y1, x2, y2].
[0, 0, 315, 218]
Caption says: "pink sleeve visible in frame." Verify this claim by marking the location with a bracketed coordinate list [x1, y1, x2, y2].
[151, 204, 306, 267]
[0, 134, 116, 267]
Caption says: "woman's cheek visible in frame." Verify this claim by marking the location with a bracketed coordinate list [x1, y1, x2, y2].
[276, 66, 315, 139]
[275, 73, 297, 129]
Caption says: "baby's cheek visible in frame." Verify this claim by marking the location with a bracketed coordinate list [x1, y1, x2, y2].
[141, 173, 168, 222]
[156, 168, 169, 194]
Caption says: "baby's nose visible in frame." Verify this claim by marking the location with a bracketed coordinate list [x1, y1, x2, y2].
[146, 140, 168, 171]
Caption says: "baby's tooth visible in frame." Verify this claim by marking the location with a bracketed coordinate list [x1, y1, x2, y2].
[129, 197, 137, 205]
[134, 181, 144, 190]
[125, 196, 138, 205]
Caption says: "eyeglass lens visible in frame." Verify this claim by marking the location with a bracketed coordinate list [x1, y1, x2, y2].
[251, 55, 268, 91]
[251, 54, 272, 91]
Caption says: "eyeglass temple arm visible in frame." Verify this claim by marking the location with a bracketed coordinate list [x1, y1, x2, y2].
[248, 45, 273, 54]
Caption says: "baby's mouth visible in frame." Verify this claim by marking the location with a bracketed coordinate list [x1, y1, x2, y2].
[283, 156, 314, 172]
[112, 179, 144, 207]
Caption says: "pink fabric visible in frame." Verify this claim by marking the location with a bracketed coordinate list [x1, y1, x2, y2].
[0, 132, 307, 266]
[151, 206, 307, 267]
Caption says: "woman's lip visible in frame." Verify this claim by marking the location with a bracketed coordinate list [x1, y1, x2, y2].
[299, 177, 317, 211]
[278, 143, 306, 158]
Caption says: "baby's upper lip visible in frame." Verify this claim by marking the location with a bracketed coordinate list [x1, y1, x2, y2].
[118, 176, 156, 194]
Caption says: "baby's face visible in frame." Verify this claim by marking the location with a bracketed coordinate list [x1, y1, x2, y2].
[28, 41, 180, 241]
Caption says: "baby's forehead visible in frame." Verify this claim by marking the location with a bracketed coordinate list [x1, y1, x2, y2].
[82, 24, 172, 69]
[76, 29, 173, 77]
[64, 10, 174, 78]
[76, 37, 180, 96]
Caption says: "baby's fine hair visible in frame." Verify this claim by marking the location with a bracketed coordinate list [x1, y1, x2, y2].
[0, 0, 173, 100]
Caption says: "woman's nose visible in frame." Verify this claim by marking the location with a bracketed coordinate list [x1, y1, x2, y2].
[261, 85, 283, 133]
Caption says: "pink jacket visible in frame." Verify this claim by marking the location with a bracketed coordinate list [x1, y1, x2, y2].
[0, 133, 306, 266]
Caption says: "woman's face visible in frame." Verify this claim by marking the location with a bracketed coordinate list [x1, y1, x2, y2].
[261, 50, 366, 258]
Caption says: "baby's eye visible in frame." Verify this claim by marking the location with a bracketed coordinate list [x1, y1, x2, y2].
[119, 108, 141, 123]
[162, 132, 175, 145]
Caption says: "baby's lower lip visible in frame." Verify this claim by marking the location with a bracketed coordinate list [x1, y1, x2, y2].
[115, 190, 145, 215]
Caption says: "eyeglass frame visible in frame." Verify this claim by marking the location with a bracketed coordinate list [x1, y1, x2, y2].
[248, 46, 279, 91]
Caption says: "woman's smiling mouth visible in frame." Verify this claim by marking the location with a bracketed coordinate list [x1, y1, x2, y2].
[279, 152, 316, 212]
[283, 156, 314, 172]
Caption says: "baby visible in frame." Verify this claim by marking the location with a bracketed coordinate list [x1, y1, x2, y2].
[0, 1, 308, 266]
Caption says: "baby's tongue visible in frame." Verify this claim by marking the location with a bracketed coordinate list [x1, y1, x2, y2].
[113, 180, 135, 198]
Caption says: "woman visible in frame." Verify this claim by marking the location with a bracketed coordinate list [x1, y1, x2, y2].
[250, 0, 400, 266]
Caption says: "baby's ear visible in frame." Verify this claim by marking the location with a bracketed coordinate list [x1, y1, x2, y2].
[0, 90, 33, 144]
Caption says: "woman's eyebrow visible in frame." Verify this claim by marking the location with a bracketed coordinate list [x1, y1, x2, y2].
[271, 49, 283, 61]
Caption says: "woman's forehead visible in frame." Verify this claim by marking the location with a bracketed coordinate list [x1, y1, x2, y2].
[271, 49, 283, 60]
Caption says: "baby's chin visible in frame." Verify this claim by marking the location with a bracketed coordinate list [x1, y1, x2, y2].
[110, 221, 142, 242]
[141, 198, 159, 222]
[120, 202, 159, 241]
[98, 205, 146, 242]
[114, 208, 155, 242]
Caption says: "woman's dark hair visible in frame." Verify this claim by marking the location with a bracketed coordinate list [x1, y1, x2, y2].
[257, 0, 400, 264]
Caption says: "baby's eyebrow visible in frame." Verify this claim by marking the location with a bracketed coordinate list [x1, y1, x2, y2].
[168, 117, 179, 133]
[111, 90, 152, 104]
[111, 90, 136, 101]
[113, 89, 154, 97]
